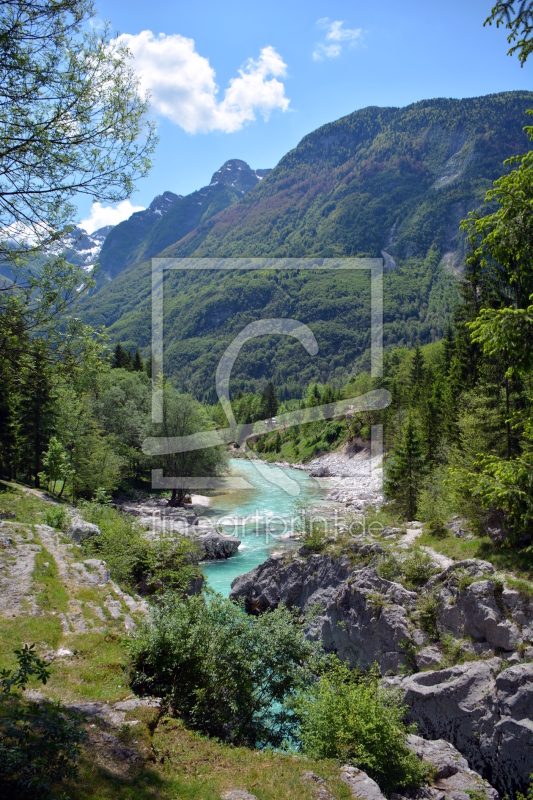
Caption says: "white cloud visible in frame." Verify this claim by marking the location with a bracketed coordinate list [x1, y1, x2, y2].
[113, 31, 290, 134]
[313, 18, 362, 61]
[80, 200, 145, 234]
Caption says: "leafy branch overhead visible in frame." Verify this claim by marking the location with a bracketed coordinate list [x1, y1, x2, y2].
[0, 0, 157, 260]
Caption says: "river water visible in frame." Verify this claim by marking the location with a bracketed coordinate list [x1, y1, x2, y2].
[202, 458, 329, 597]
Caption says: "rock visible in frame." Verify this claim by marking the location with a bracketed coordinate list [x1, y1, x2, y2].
[415, 646, 442, 670]
[221, 792, 258, 800]
[67, 516, 101, 543]
[56, 647, 74, 658]
[340, 765, 386, 800]
[438, 576, 522, 650]
[0, 535, 13, 548]
[195, 528, 240, 560]
[398, 659, 533, 796]
[406, 735, 499, 800]
[302, 771, 336, 799]
[230, 555, 419, 673]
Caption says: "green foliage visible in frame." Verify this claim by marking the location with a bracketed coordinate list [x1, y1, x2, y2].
[385, 414, 426, 520]
[0, 645, 50, 694]
[517, 774, 533, 800]
[39, 438, 72, 496]
[44, 506, 67, 531]
[0, 645, 85, 799]
[416, 590, 441, 640]
[400, 549, 436, 588]
[376, 551, 402, 582]
[427, 517, 448, 539]
[292, 658, 430, 793]
[147, 382, 228, 506]
[79, 501, 202, 596]
[129, 594, 320, 747]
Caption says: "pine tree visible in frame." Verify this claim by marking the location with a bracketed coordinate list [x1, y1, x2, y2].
[410, 345, 425, 391]
[18, 346, 56, 486]
[443, 322, 455, 375]
[260, 381, 278, 419]
[112, 342, 131, 370]
[132, 349, 144, 372]
[384, 413, 425, 520]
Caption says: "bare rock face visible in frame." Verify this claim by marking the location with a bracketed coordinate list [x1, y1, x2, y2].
[406, 735, 499, 800]
[340, 766, 386, 800]
[230, 555, 418, 672]
[67, 516, 101, 543]
[398, 660, 533, 796]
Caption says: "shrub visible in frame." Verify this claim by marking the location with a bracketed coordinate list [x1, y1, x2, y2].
[292, 658, 430, 793]
[376, 551, 401, 582]
[427, 518, 448, 539]
[401, 549, 436, 588]
[517, 774, 533, 800]
[0, 645, 86, 799]
[44, 506, 66, 531]
[416, 590, 440, 639]
[80, 502, 201, 595]
[129, 594, 321, 747]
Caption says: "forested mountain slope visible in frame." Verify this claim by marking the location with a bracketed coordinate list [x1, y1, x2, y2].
[82, 92, 533, 399]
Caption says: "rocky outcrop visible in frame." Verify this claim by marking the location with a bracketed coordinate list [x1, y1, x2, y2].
[230, 555, 419, 672]
[118, 498, 241, 560]
[393, 660, 533, 796]
[67, 516, 101, 543]
[406, 735, 499, 800]
[195, 528, 240, 560]
[340, 766, 386, 800]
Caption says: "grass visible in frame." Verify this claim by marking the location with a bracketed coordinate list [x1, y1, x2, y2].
[33, 546, 69, 613]
[68, 714, 353, 800]
[0, 481, 55, 525]
[417, 526, 533, 581]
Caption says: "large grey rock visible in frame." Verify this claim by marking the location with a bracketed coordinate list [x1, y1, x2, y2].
[67, 516, 101, 543]
[230, 556, 418, 672]
[340, 766, 386, 800]
[398, 660, 533, 796]
[195, 528, 240, 560]
[406, 735, 498, 800]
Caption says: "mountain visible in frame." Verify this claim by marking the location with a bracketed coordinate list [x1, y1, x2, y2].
[80, 92, 533, 400]
[63, 225, 114, 272]
[96, 160, 270, 281]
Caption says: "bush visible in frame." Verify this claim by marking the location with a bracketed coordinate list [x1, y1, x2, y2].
[129, 594, 321, 746]
[401, 549, 436, 587]
[376, 551, 401, 582]
[292, 658, 430, 793]
[44, 506, 66, 531]
[427, 518, 448, 539]
[517, 774, 533, 800]
[0, 645, 86, 799]
[416, 590, 440, 639]
[79, 502, 201, 595]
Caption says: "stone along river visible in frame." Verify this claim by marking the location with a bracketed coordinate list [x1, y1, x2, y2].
[202, 458, 328, 597]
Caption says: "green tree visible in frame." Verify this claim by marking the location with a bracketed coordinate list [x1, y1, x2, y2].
[129, 594, 320, 747]
[38, 436, 72, 496]
[132, 348, 144, 372]
[260, 381, 279, 418]
[17, 346, 56, 486]
[385, 413, 425, 519]
[147, 384, 227, 506]
[0, 0, 156, 262]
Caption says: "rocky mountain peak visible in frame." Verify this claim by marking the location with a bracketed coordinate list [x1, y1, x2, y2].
[209, 159, 271, 194]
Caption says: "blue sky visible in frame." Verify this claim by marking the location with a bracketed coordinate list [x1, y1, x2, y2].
[80, 0, 532, 232]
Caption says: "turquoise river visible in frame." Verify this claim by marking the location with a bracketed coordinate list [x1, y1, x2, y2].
[202, 459, 329, 597]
